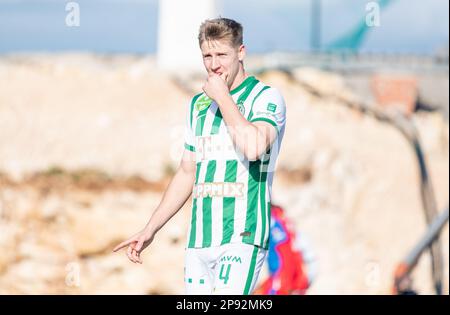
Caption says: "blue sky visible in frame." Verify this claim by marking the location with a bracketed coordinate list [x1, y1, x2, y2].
[0, 0, 448, 54]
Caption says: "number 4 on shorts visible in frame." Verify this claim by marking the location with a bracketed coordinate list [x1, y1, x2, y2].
[219, 264, 231, 284]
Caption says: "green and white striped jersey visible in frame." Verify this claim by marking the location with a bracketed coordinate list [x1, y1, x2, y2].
[184, 76, 286, 250]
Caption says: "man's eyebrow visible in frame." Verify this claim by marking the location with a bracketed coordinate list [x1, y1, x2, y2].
[203, 51, 227, 56]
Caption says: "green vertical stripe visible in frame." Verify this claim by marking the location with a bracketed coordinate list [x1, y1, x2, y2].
[243, 161, 261, 244]
[243, 246, 259, 294]
[264, 201, 271, 249]
[236, 79, 259, 106]
[188, 162, 202, 248]
[195, 113, 207, 136]
[258, 156, 271, 248]
[202, 160, 216, 247]
[258, 170, 268, 248]
[230, 76, 256, 95]
[221, 160, 238, 245]
[190, 93, 202, 128]
[247, 86, 270, 121]
[211, 107, 223, 135]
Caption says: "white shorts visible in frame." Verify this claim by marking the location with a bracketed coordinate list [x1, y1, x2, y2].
[184, 243, 267, 295]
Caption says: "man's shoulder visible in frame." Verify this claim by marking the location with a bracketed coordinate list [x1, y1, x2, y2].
[191, 92, 205, 105]
[249, 78, 282, 97]
[252, 82, 285, 103]
[189, 92, 214, 113]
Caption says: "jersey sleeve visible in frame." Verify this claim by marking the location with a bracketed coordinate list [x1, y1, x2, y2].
[184, 98, 196, 152]
[249, 87, 286, 133]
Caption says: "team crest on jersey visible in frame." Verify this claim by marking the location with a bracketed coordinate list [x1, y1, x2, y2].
[237, 101, 245, 115]
[267, 103, 277, 113]
[195, 95, 212, 111]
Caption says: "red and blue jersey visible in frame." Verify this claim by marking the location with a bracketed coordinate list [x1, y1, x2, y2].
[255, 205, 312, 295]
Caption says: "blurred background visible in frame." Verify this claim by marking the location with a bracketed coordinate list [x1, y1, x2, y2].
[0, 0, 448, 294]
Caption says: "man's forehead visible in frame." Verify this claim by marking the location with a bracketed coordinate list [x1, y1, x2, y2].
[201, 39, 235, 52]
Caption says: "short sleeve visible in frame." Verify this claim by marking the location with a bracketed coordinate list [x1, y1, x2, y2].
[184, 98, 196, 152]
[249, 87, 286, 133]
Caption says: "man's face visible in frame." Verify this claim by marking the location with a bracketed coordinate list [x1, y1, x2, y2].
[200, 39, 245, 88]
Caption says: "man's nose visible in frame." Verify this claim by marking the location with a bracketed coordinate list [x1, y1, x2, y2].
[211, 56, 220, 70]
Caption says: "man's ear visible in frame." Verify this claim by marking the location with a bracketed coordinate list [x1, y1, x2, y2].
[238, 45, 246, 62]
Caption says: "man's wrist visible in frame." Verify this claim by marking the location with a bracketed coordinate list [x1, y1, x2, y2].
[144, 222, 158, 236]
[216, 92, 233, 107]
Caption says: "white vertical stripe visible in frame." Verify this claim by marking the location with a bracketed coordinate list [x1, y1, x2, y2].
[186, 198, 194, 248]
[210, 160, 226, 246]
[264, 179, 271, 249]
[204, 101, 218, 135]
[232, 88, 246, 102]
[244, 82, 266, 119]
[231, 159, 249, 243]
[194, 162, 208, 248]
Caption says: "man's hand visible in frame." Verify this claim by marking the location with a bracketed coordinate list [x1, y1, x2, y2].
[202, 73, 230, 104]
[113, 228, 155, 264]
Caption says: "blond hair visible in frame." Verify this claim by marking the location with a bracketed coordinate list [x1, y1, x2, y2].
[198, 17, 243, 48]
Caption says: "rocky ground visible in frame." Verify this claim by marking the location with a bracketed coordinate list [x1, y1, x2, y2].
[0, 54, 448, 294]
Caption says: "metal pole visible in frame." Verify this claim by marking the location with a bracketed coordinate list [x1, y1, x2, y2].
[311, 0, 321, 51]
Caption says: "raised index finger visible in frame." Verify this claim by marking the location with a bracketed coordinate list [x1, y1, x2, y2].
[113, 239, 134, 252]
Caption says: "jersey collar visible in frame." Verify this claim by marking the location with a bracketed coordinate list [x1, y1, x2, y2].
[230, 75, 256, 95]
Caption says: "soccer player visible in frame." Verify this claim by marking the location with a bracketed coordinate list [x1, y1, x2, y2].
[113, 17, 286, 295]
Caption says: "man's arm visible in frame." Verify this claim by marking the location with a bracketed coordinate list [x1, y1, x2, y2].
[113, 148, 196, 263]
[203, 74, 278, 160]
[214, 94, 276, 161]
[144, 148, 196, 235]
